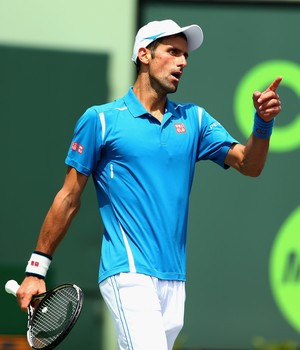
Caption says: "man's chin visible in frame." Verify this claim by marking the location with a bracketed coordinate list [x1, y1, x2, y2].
[167, 84, 178, 94]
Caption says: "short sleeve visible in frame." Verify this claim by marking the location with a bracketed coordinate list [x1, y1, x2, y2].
[197, 108, 239, 168]
[65, 107, 103, 176]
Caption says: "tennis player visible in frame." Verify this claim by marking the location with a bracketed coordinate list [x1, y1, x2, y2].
[16, 19, 282, 350]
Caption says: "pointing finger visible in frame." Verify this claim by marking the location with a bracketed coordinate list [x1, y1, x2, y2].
[266, 76, 282, 92]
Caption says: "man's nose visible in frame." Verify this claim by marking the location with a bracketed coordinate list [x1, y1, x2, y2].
[179, 55, 188, 68]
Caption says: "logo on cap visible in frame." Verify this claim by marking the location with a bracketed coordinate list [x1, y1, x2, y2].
[144, 32, 166, 41]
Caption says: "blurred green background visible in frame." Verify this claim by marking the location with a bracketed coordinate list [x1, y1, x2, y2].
[1, 1, 300, 349]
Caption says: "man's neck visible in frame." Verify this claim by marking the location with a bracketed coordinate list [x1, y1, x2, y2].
[133, 77, 166, 123]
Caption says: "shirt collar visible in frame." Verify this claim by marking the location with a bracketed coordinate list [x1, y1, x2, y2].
[165, 99, 181, 120]
[123, 87, 181, 120]
[123, 87, 148, 118]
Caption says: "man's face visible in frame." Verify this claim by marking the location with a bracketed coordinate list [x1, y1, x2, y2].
[147, 35, 189, 94]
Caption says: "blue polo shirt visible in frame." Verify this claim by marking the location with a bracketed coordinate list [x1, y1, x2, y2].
[65, 87, 238, 283]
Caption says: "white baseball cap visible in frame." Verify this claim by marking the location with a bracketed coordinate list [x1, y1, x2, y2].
[132, 19, 204, 63]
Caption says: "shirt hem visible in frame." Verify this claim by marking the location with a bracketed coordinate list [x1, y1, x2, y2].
[98, 266, 186, 284]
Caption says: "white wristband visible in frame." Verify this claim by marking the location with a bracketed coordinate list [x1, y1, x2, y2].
[25, 251, 52, 279]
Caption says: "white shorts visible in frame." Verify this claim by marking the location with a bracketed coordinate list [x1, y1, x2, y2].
[99, 273, 186, 350]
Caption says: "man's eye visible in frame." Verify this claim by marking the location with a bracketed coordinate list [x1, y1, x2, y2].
[170, 49, 178, 56]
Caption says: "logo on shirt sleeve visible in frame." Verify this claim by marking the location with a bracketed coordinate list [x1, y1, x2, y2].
[78, 145, 84, 154]
[209, 121, 221, 129]
[71, 141, 84, 154]
[174, 123, 186, 133]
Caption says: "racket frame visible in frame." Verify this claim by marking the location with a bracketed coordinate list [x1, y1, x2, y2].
[27, 283, 84, 350]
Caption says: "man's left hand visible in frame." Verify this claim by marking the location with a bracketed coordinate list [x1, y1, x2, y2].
[253, 76, 282, 121]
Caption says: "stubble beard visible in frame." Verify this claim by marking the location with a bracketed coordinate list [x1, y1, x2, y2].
[150, 74, 178, 96]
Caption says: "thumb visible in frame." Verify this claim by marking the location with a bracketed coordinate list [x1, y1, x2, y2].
[253, 91, 262, 109]
[18, 294, 32, 312]
[253, 91, 261, 102]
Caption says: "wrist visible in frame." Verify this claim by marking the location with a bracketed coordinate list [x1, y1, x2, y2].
[25, 251, 52, 279]
[253, 112, 274, 139]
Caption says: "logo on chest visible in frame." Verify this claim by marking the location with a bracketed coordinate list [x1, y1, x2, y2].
[174, 123, 186, 134]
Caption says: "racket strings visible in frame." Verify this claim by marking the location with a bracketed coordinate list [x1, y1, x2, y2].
[29, 287, 79, 348]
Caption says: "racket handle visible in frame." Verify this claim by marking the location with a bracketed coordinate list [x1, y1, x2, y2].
[5, 280, 20, 297]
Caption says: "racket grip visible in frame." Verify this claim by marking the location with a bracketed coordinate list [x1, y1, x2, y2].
[5, 280, 20, 297]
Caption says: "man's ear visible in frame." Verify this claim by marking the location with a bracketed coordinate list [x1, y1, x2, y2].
[138, 48, 151, 65]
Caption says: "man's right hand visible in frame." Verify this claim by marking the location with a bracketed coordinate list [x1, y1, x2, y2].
[16, 276, 46, 311]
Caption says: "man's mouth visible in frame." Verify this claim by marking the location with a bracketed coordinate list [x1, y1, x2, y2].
[171, 72, 182, 81]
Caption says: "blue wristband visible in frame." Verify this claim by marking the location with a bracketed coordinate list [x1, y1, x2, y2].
[253, 112, 274, 139]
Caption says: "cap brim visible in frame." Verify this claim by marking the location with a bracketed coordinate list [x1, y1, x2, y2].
[181, 24, 203, 52]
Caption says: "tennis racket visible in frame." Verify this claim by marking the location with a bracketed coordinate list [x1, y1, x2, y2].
[5, 280, 84, 350]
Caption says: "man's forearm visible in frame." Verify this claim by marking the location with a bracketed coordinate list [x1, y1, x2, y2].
[239, 133, 270, 177]
[35, 189, 81, 255]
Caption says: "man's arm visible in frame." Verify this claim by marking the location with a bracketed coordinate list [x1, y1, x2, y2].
[17, 166, 89, 310]
[225, 77, 282, 176]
